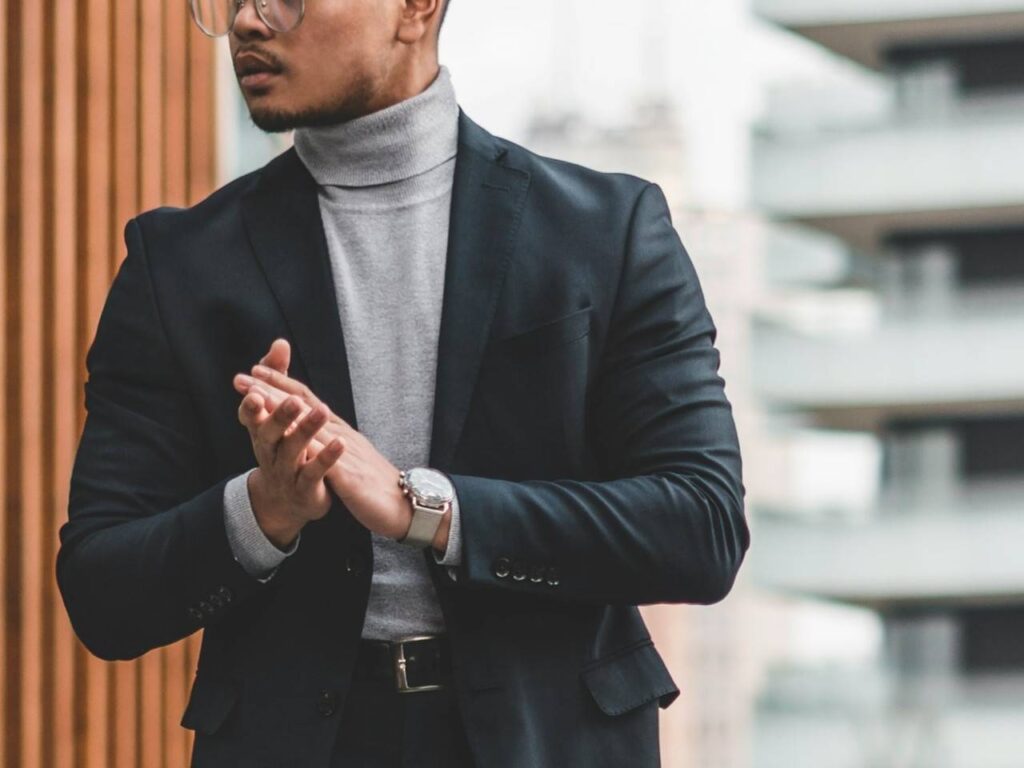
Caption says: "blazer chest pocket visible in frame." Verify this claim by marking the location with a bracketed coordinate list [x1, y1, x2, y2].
[580, 639, 680, 716]
[180, 674, 239, 736]
[490, 305, 592, 357]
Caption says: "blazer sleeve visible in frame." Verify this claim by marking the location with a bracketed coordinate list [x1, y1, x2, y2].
[57, 216, 271, 662]
[446, 182, 750, 606]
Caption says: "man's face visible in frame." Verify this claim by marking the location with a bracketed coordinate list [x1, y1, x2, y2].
[229, 0, 397, 132]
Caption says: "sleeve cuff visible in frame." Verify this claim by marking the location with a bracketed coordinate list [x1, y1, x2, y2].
[432, 488, 462, 581]
[223, 467, 300, 583]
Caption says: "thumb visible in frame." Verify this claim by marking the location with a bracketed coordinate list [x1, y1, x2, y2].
[260, 337, 291, 374]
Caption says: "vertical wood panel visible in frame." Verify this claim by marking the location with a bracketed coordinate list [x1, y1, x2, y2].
[188, 21, 217, 205]
[20, 0, 46, 764]
[50, 1, 79, 765]
[0, 0, 10, 761]
[4, 0, 24, 764]
[5, 0, 221, 765]
[81, 0, 115, 760]
[0, 0, 9, 760]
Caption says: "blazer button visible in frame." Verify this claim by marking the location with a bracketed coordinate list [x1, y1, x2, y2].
[492, 556, 512, 579]
[511, 561, 527, 581]
[316, 688, 338, 717]
[544, 566, 560, 587]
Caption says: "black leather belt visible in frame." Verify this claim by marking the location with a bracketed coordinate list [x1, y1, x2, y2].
[354, 635, 453, 693]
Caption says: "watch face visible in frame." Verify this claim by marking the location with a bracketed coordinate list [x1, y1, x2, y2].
[406, 468, 454, 507]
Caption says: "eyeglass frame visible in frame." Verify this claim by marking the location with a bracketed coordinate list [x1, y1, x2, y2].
[189, 0, 306, 38]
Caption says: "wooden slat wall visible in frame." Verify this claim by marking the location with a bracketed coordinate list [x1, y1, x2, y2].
[3, 0, 218, 765]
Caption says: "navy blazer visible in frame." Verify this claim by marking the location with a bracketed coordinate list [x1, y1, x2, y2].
[57, 108, 749, 767]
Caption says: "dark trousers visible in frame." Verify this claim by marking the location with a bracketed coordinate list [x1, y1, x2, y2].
[329, 672, 475, 767]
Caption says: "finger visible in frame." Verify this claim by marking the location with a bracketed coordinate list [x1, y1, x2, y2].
[249, 383, 292, 415]
[255, 394, 305, 461]
[237, 389, 268, 430]
[249, 383, 355, 450]
[296, 436, 345, 494]
[233, 372, 256, 395]
[251, 370, 356, 437]
[251, 385, 318, 432]
[251, 365, 321, 409]
[278, 402, 329, 471]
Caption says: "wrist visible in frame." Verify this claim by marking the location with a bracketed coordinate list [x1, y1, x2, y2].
[396, 468, 454, 549]
[248, 468, 303, 550]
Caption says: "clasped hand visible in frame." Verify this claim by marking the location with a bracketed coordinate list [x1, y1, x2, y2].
[232, 338, 412, 546]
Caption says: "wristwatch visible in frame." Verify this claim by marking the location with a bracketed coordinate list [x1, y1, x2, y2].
[397, 467, 454, 548]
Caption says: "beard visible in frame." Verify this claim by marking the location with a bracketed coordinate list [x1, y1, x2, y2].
[243, 74, 378, 133]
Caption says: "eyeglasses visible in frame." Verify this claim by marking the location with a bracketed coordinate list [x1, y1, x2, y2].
[190, 0, 305, 37]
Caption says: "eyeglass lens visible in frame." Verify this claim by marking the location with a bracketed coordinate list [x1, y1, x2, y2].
[190, 0, 304, 37]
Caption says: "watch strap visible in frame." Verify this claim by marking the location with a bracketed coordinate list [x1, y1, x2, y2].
[399, 501, 449, 548]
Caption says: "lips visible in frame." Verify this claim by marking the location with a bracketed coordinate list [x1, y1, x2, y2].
[234, 52, 282, 88]
[239, 70, 278, 88]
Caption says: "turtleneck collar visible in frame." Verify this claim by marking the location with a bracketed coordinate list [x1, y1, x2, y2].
[292, 65, 458, 188]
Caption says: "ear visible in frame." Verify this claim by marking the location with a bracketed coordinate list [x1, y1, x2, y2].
[396, 0, 443, 44]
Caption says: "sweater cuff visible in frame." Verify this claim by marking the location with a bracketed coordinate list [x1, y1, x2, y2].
[223, 467, 301, 583]
[431, 488, 462, 581]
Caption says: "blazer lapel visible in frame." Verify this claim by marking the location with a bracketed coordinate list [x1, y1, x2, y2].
[239, 108, 531, 472]
[429, 109, 531, 471]
[240, 151, 359, 431]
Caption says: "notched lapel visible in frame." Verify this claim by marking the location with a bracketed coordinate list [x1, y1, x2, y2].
[240, 151, 359, 431]
[429, 110, 531, 471]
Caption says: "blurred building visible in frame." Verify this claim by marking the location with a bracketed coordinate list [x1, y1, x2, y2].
[750, 2, 1024, 766]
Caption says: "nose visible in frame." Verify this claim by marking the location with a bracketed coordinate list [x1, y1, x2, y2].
[230, 0, 273, 39]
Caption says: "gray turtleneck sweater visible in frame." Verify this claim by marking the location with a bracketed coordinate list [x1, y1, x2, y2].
[222, 65, 462, 641]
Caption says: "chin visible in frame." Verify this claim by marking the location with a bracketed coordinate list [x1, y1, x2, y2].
[246, 102, 306, 133]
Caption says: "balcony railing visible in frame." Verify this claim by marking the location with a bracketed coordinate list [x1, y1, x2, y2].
[753, 98, 1024, 247]
[751, 487, 1024, 607]
[752, 293, 1024, 426]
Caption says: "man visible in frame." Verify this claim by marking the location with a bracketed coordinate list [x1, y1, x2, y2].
[56, 0, 750, 765]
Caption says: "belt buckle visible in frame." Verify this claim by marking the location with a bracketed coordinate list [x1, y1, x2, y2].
[391, 635, 445, 694]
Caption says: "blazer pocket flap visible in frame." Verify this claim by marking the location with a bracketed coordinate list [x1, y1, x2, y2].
[580, 640, 680, 716]
[492, 305, 592, 355]
[180, 674, 239, 735]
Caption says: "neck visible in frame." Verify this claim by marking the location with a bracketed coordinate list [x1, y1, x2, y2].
[292, 64, 459, 188]
[362, 57, 442, 115]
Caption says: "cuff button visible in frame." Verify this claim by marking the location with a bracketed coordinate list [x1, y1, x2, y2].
[492, 556, 512, 579]
[528, 564, 545, 583]
[544, 566, 560, 587]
